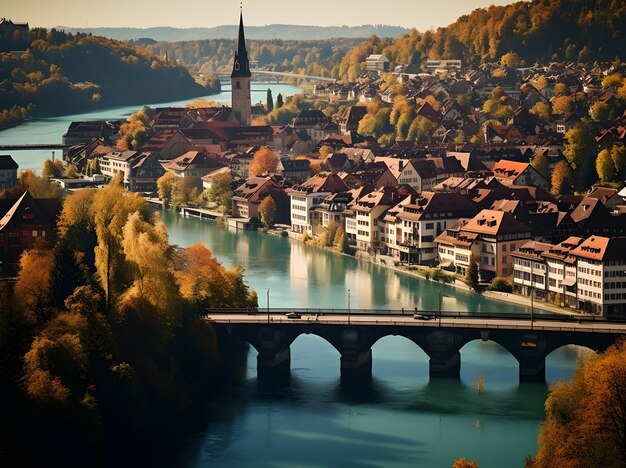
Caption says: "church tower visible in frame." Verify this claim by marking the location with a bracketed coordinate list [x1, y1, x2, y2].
[231, 9, 252, 126]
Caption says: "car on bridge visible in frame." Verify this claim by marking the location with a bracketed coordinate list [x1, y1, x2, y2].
[413, 313, 432, 320]
[285, 312, 301, 319]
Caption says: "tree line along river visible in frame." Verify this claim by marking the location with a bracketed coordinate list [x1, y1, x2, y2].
[0, 83, 583, 467]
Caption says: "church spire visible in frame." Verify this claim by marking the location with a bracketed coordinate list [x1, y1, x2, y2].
[231, 8, 251, 78]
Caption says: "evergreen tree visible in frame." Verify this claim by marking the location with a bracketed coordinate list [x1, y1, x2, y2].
[276, 93, 283, 109]
[466, 254, 479, 290]
[266, 88, 274, 112]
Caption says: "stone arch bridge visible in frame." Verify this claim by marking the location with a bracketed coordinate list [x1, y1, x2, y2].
[206, 309, 626, 385]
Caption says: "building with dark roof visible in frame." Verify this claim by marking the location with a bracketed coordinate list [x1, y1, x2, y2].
[0, 192, 61, 277]
[0, 155, 18, 190]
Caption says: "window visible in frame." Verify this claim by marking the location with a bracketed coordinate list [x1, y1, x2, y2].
[425, 223, 434, 229]
[236, 81, 241, 89]
[502, 244, 507, 252]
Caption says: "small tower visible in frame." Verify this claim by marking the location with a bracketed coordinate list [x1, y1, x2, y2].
[231, 8, 252, 126]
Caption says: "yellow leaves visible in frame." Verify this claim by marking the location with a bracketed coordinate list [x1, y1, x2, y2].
[14, 242, 55, 322]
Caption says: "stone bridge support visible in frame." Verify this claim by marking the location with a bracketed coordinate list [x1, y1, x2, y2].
[427, 331, 462, 378]
[340, 328, 372, 380]
[252, 327, 292, 386]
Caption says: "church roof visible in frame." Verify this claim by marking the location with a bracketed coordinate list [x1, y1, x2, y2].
[231, 12, 251, 79]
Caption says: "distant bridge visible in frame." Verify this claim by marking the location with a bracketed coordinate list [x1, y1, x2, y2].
[206, 308, 626, 386]
[0, 143, 71, 151]
[216, 69, 336, 83]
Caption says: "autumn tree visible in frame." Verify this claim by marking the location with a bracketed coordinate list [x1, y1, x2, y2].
[551, 160, 573, 196]
[564, 124, 597, 191]
[258, 195, 276, 228]
[157, 170, 177, 201]
[171, 177, 201, 207]
[121, 211, 178, 311]
[552, 96, 573, 116]
[334, 226, 350, 254]
[319, 145, 333, 160]
[453, 459, 479, 468]
[500, 51, 522, 68]
[407, 116, 435, 141]
[610, 144, 626, 180]
[590, 101, 610, 122]
[596, 148, 617, 183]
[249, 147, 278, 177]
[529, 102, 551, 123]
[14, 240, 55, 322]
[12, 169, 62, 199]
[531, 341, 626, 467]
[92, 180, 150, 312]
[41, 159, 63, 179]
[205, 172, 233, 211]
[117, 106, 153, 150]
[174, 244, 257, 310]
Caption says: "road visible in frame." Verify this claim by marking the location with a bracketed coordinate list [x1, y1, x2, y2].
[205, 313, 626, 334]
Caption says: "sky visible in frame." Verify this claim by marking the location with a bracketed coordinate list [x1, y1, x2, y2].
[4, 0, 518, 30]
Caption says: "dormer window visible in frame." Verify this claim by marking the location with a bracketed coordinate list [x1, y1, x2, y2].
[235, 61, 240, 71]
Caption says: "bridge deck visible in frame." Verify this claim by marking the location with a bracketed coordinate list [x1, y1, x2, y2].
[205, 311, 626, 334]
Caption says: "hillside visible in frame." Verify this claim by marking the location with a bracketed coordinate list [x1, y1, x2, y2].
[146, 38, 362, 78]
[338, 0, 626, 80]
[55, 24, 410, 42]
[0, 27, 205, 128]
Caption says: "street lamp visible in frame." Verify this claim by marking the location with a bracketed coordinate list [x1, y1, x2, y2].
[347, 288, 351, 325]
[267, 288, 270, 323]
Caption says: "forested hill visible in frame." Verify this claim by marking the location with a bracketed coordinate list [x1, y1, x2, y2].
[0, 27, 205, 128]
[55, 24, 410, 42]
[147, 38, 363, 78]
[339, 0, 626, 80]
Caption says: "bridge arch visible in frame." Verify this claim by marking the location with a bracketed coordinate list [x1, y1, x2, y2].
[371, 335, 430, 385]
[458, 339, 520, 387]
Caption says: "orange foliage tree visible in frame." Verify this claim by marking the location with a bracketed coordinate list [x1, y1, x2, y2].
[249, 147, 278, 177]
[530, 341, 626, 467]
[174, 244, 258, 310]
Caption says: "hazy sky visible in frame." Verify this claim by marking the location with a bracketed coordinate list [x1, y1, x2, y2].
[4, 0, 518, 29]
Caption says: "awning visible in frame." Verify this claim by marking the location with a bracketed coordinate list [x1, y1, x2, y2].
[439, 260, 454, 269]
[561, 277, 576, 287]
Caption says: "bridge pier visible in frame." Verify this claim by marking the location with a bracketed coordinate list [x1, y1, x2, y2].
[340, 348, 372, 381]
[429, 351, 461, 378]
[257, 348, 291, 387]
[517, 335, 546, 383]
[428, 331, 461, 378]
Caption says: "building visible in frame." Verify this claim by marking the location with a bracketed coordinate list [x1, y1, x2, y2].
[492, 160, 550, 192]
[231, 11, 252, 126]
[388, 192, 478, 264]
[287, 172, 348, 235]
[349, 187, 400, 253]
[231, 176, 288, 224]
[512, 236, 626, 319]
[162, 150, 226, 179]
[425, 60, 462, 74]
[0, 192, 61, 277]
[365, 54, 390, 73]
[0, 155, 18, 190]
[436, 209, 532, 279]
[98, 150, 163, 192]
[276, 158, 311, 182]
[569, 236, 626, 318]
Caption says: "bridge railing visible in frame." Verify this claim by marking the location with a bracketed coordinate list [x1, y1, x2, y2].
[203, 307, 612, 323]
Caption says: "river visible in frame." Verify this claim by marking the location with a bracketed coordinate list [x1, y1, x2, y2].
[0, 84, 582, 467]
